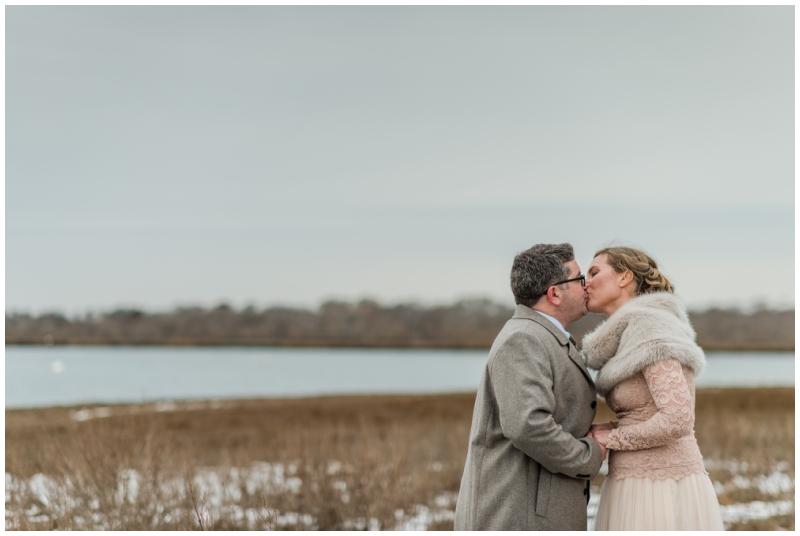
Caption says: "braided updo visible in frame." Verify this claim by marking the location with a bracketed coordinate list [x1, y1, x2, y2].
[594, 247, 674, 295]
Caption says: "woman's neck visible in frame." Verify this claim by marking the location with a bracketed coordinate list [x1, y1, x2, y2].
[605, 292, 634, 316]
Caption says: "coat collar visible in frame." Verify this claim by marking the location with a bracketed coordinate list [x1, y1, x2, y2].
[513, 304, 569, 344]
[512, 304, 594, 385]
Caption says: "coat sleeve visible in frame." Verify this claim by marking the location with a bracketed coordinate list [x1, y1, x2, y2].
[489, 329, 602, 479]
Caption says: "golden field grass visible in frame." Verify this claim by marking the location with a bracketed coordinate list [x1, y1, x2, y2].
[6, 388, 794, 530]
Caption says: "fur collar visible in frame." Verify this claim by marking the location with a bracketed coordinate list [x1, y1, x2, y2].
[581, 292, 705, 397]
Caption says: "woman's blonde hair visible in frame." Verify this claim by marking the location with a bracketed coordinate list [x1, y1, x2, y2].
[594, 247, 674, 295]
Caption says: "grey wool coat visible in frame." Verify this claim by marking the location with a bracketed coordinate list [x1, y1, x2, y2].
[454, 305, 603, 531]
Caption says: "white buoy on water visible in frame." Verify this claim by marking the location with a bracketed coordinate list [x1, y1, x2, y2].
[51, 360, 65, 374]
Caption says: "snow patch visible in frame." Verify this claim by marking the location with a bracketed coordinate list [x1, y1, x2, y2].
[720, 500, 794, 523]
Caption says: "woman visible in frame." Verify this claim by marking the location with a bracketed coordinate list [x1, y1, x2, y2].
[581, 247, 723, 531]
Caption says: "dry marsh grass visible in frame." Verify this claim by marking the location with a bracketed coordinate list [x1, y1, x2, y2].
[6, 388, 794, 530]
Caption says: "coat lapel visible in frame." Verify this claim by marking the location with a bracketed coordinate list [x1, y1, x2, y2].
[513, 305, 595, 386]
[566, 338, 595, 385]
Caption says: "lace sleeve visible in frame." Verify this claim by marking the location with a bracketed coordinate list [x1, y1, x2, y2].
[605, 359, 694, 451]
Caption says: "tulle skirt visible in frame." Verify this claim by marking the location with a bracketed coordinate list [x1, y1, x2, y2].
[592, 472, 724, 531]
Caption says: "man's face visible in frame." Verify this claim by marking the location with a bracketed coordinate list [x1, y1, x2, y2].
[559, 259, 588, 324]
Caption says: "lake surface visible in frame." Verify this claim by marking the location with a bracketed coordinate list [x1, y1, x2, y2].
[5, 346, 795, 409]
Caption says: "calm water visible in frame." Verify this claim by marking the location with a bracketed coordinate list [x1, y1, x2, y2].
[5, 346, 795, 409]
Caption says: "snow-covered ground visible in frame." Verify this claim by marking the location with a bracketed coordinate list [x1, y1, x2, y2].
[6, 459, 794, 530]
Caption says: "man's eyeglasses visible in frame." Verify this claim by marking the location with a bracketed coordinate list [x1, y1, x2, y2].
[552, 274, 585, 287]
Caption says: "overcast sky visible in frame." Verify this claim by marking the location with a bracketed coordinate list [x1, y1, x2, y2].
[6, 6, 795, 314]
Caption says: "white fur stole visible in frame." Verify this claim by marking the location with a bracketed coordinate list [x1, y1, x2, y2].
[581, 292, 706, 398]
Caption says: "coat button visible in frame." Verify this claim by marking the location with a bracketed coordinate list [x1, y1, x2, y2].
[591, 401, 597, 409]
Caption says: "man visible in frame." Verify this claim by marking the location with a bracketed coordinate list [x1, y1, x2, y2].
[454, 243, 605, 531]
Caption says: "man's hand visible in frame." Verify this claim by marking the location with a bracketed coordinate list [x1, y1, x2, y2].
[589, 429, 611, 447]
[589, 421, 616, 434]
[587, 435, 608, 461]
[587, 427, 612, 461]
[599, 440, 607, 461]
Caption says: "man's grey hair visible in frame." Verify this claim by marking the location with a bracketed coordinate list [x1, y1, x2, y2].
[510, 243, 574, 307]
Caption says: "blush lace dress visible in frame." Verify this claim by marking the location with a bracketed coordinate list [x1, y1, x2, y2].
[592, 358, 724, 530]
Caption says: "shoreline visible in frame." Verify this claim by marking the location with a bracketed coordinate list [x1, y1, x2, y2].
[7, 386, 795, 413]
[6, 385, 794, 413]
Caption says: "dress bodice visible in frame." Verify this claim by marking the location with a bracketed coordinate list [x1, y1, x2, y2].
[604, 359, 707, 480]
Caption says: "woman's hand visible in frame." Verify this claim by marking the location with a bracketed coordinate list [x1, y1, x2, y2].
[589, 429, 612, 447]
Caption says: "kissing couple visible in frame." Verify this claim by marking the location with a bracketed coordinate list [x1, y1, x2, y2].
[453, 243, 724, 531]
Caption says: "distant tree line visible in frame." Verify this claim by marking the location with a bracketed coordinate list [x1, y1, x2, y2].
[5, 299, 794, 351]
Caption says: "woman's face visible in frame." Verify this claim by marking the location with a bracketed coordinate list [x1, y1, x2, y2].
[585, 254, 631, 316]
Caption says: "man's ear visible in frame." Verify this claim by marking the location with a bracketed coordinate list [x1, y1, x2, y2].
[546, 285, 562, 306]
